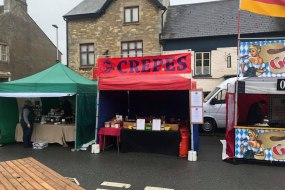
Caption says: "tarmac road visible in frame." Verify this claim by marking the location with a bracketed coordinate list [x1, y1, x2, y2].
[0, 133, 285, 190]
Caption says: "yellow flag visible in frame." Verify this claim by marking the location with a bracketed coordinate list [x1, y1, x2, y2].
[240, 0, 285, 18]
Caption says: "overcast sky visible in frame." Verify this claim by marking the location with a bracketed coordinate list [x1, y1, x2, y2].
[0, 0, 220, 64]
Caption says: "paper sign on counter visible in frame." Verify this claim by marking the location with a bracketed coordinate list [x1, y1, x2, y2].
[152, 119, 161, 131]
[136, 119, 145, 130]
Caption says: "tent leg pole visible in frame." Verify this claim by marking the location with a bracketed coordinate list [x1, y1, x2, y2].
[74, 94, 78, 151]
[94, 90, 100, 144]
[189, 90, 194, 151]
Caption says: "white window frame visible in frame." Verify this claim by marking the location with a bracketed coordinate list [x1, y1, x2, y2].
[0, 44, 8, 62]
[124, 6, 139, 23]
[194, 52, 210, 75]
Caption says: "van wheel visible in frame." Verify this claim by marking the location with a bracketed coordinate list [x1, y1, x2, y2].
[201, 118, 216, 133]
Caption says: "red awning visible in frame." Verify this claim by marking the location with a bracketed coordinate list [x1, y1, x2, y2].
[99, 74, 193, 90]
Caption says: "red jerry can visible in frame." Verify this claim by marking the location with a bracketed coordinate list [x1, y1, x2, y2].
[179, 129, 189, 157]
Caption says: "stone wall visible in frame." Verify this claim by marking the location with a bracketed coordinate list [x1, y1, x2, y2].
[67, 0, 163, 78]
[0, 3, 57, 80]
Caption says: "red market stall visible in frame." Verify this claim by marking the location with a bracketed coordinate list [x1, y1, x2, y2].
[94, 53, 199, 156]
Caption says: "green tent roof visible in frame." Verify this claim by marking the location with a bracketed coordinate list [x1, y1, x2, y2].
[0, 63, 97, 97]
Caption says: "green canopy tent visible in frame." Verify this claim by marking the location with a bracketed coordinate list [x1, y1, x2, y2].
[0, 63, 97, 149]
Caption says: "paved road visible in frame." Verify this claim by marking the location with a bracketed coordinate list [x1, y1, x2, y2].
[0, 133, 285, 190]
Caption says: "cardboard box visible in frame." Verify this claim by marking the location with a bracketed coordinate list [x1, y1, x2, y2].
[104, 122, 110, 128]
[110, 121, 122, 128]
[123, 122, 136, 129]
[164, 124, 179, 131]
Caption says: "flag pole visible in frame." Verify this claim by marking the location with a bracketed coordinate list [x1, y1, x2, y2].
[234, 1, 242, 126]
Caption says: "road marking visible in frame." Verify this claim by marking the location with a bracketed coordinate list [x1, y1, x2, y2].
[144, 187, 174, 190]
[101, 181, 131, 188]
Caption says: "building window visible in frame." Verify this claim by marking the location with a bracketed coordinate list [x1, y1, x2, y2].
[80, 44, 94, 66]
[195, 52, 210, 75]
[121, 41, 143, 57]
[0, 78, 8, 82]
[226, 54, 231, 68]
[124, 6, 139, 23]
[0, 45, 8, 62]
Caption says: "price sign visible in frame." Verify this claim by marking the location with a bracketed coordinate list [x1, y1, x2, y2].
[190, 89, 204, 124]
[277, 79, 285, 91]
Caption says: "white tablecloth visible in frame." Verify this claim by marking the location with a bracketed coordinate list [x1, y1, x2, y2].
[15, 123, 75, 146]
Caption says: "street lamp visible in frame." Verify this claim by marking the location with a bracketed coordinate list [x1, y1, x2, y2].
[52, 24, 59, 62]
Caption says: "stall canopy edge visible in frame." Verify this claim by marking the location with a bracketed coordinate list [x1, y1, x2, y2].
[99, 74, 193, 90]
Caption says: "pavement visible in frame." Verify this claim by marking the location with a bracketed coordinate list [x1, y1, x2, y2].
[1, 133, 285, 190]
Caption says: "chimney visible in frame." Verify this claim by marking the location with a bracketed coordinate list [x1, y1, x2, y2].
[4, 0, 27, 13]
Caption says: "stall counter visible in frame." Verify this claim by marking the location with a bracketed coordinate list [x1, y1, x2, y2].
[120, 128, 180, 156]
[234, 125, 285, 161]
[15, 123, 75, 147]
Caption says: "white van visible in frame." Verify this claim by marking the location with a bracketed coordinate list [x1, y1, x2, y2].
[201, 77, 239, 133]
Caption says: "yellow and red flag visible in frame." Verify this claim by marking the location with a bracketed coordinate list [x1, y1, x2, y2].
[240, 0, 285, 18]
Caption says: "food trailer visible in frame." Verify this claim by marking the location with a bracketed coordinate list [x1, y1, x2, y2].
[225, 39, 285, 162]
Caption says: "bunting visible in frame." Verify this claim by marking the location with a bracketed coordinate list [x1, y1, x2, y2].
[240, 0, 285, 18]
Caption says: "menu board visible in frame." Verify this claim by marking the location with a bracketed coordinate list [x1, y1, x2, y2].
[191, 107, 203, 123]
[190, 89, 204, 124]
[191, 91, 203, 107]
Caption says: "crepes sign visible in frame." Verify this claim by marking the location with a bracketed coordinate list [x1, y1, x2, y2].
[239, 40, 285, 77]
[97, 53, 191, 78]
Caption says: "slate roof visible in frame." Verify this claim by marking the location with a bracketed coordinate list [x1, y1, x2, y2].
[64, 0, 166, 19]
[162, 0, 285, 39]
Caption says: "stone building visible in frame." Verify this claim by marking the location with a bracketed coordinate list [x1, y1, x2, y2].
[0, 0, 60, 81]
[64, 0, 169, 79]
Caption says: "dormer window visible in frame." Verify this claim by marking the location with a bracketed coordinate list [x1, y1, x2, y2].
[124, 6, 139, 24]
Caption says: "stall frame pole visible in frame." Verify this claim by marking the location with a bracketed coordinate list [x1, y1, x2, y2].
[189, 90, 194, 151]
[94, 89, 100, 143]
[74, 94, 78, 150]
[94, 54, 100, 144]
[234, 6, 241, 126]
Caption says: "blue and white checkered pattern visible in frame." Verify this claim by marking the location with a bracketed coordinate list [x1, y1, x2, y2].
[239, 40, 285, 77]
[235, 128, 285, 162]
